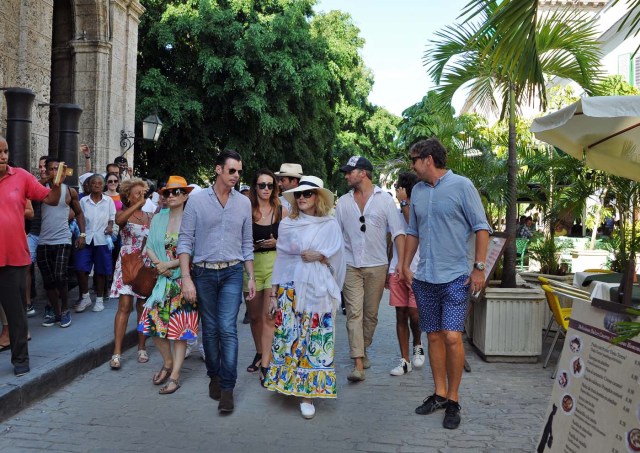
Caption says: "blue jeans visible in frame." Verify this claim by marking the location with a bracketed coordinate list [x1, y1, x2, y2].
[193, 262, 243, 390]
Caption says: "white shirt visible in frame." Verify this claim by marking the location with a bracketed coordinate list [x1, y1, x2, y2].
[389, 209, 418, 274]
[335, 186, 405, 268]
[80, 194, 116, 245]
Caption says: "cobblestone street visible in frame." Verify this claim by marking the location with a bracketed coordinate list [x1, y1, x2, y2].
[0, 291, 552, 452]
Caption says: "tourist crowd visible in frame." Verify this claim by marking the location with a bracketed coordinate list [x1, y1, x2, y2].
[0, 137, 491, 429]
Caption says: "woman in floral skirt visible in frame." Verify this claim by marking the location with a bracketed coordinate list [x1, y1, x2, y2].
[138, 176, 198, 394]
[109, 178, 152, 369]
[264, 176, 345, 419]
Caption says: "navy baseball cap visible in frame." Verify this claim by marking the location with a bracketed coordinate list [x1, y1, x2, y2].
[340, 155, 373, 172]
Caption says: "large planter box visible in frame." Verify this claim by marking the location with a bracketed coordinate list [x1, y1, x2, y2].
[570, 249, 610, 272]
[472, 284, 546, 362]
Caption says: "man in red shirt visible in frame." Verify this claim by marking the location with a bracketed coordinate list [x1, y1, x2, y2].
[0, 136, 61, 376]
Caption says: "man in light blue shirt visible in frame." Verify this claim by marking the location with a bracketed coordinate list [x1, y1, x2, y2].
[178, 150, 255, 414]
[402, 138, 490, 430]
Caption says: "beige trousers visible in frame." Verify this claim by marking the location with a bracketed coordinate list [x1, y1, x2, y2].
[342, 264, 388, 358]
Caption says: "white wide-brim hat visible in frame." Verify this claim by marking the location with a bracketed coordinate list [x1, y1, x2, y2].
[283, 175, 334, 207]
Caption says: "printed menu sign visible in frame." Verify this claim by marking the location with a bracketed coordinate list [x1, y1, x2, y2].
[537, 301, 640, 453]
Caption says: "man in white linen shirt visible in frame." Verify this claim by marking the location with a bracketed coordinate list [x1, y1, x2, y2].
[335, 156, 405, 382]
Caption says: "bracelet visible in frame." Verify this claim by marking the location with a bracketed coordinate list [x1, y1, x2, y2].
[84, 155, 91, 159]
[269, 295, 277, 298]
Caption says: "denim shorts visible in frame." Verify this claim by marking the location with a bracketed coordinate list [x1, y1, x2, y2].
[27, 233, 39, 263]
[412, 275, 470, 333]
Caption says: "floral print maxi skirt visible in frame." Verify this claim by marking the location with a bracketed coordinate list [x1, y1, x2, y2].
[264, 282, 337, 398]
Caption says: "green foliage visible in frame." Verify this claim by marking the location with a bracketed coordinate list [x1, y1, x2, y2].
[595, 74, 640, 96]
[134, 0, 393, 187]
[527, 234, 573, 275]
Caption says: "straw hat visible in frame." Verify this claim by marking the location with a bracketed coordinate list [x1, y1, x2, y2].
[283, 175, 334, 207]
[275, 163, 303, 178]
[160, 176, 193, 195]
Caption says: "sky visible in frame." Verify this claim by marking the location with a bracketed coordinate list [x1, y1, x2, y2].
[315, 0, 470, 116]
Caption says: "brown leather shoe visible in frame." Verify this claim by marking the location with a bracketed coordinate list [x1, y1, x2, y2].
[209, 376, 221, 401]
[218, 389, 234, 413]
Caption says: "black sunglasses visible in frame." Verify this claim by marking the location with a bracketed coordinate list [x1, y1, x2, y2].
[107, 179, 118, 184]
[293, 190, 315, 199]
[410, 155, 425, 165]
[163, 188, 187, 197]
[359, 215, 366, 232]
[257, 182, 274, 190]
[227, 168, 243, 175]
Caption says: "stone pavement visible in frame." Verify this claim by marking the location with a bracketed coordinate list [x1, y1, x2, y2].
[0, 290, 555, 452]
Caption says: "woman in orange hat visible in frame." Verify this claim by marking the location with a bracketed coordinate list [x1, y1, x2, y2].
[138, 176, 197, 394]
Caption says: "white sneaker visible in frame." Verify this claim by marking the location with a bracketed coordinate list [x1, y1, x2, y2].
[75, 297, 92, 313]
[92, 300, 104, 312]
[300, 402, 315, 419]
[199, 344, 206, 362]
[390, 358, 412, 376]
[412, 344, 425, 368]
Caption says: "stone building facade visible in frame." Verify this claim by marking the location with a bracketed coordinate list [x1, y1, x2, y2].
[0, 0, 144, 175]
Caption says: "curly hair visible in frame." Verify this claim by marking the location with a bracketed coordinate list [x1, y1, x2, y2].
[119, 177, 148, 207]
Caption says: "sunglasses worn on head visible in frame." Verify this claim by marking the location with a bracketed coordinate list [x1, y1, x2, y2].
[293, 190, 315, 200]
[164, 188, 187, 197]
[359, 215, 366, 232]
[257, 182, 274, 190]
[227, 168, 242, 175]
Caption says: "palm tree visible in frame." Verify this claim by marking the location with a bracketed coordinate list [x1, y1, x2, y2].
[425, 1, 602, 287]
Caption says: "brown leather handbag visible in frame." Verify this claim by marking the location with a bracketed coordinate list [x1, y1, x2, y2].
[120, 237, 157, 297]
[131, 265, 157, 297]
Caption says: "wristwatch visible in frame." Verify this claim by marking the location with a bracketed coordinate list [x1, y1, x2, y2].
[79, 233, 87, 238]
[473, 262, 486, 271]
[400, 200, 409, 208]
[84, 155, 91, 159]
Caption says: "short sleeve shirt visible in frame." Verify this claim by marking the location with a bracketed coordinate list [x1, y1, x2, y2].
[0, 166, 50, 266]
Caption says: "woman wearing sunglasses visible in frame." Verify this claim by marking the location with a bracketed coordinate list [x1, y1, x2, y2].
[138, 176, 197, 394]
[263, 176, 345, 419]
[104, 172, 122, 212]
[244, 169, 288, 378]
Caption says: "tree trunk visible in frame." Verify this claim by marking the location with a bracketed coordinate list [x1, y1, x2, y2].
[502, 86, 518, 288]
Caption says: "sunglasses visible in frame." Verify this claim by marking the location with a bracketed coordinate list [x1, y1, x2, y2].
[163, 188, 187, 197]
[107, 180, 118, 184]
[293, 190, 315, 200]
[359, 215, 366, 233]
[410, 155, 425, 165]
[227, 168, 243, 176]
[257, 182, 274, 190]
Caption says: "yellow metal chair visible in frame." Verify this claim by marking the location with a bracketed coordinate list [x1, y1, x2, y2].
[540, 285, 571, 371]
[582, 268, 614, 273]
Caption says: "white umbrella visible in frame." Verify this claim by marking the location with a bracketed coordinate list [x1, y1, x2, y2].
[530, 95, 640, 182]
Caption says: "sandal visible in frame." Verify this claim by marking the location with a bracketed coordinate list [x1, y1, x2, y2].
[153, 366, 172, 385]
[246, 352, 262, 373]
[137, 349, 149, 363]
[259, 365, 269, 388]
[159, 378, 181, 395]
[110, 354, 121, 370]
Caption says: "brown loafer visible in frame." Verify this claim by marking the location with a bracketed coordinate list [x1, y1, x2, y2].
[218, 389, 234, 413]
[209, 376, 221, 401]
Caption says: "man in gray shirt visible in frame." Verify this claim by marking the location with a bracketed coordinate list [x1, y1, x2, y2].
[178, 149, 255, 414]
[402, 139, 490, 430]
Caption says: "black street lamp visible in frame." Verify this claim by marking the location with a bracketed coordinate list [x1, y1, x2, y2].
[120, 114, 163, 152]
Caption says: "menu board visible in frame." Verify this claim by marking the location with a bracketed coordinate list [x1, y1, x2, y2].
[537, 301, 640, 452]
[470, 233, 508, 302]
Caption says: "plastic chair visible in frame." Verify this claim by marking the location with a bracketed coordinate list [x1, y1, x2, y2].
[540, 285, 572, 373]
[515, 238, 529, 270]
[582, 269, 614, 273]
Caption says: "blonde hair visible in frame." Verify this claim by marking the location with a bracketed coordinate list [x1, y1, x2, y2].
[289, 190, 332, 219]
[119, 177, 148, 205]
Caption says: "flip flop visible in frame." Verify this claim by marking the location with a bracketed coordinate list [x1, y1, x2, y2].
[0, 344, 10, 352]
[159, 378, 181, 395]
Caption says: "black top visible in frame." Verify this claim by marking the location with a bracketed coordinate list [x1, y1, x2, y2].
[253, 221, 279, 252]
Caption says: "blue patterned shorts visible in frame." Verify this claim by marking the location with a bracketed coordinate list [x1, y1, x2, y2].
[412, 275, 470, 333]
